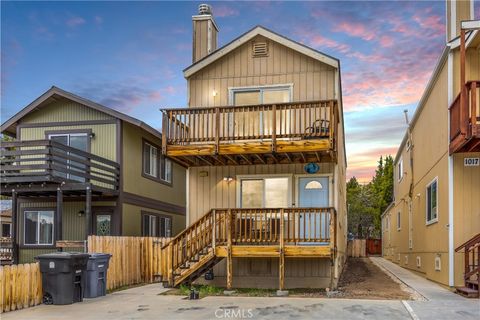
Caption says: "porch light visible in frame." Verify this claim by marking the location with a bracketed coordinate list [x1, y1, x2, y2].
[78, 210, 85, 217]
[212, 90, 217, 97]
[223, 176, 233, 183]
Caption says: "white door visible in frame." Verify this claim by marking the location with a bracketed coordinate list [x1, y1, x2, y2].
[297, 177, 330, 241]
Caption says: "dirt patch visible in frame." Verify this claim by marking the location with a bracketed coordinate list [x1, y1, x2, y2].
[337, 257, 412, 300]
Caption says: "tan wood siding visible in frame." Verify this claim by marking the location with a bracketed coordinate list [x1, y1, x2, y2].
[188, 35, 336, 107]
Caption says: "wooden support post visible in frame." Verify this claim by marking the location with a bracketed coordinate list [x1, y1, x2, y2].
[212, 210, 216, 250]
[162, 111, 168, 155]
[279, 208, 285, 291]
[226, 209, 233, 290]
[11, 190, 18, 264]
[215, 107, 220, 154]
[272, 105, 277, 153]
[471, 82, 477, 136]
[56, 187, 63, 250]
[329, 208, 337, 289]
[85, 186, 92, 237]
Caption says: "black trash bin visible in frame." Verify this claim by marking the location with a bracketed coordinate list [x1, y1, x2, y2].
[36, 252, 89, 305]
[84, 253, 111, 298]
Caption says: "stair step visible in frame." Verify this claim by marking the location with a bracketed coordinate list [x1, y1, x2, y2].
[466, 279, 479, 286]
[456, 286, 479, 298]
[180, 265, 190, 270]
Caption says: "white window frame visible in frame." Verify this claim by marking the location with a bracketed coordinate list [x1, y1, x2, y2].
[426, 177, 439, 225]
[23, 210, 54, 246]
[397, 211, 401, 231]
[397, 158, 404, 181]
[236, 174, 293, 208]
[228, 84, 293, 106]
[144, 142, 158, 178]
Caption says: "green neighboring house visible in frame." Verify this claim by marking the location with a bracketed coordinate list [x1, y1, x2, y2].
[1, 86, 186, 263]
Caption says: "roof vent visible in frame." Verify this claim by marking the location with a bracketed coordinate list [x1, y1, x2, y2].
[198, 4, 212, 15]
[252, 41, 269, 57]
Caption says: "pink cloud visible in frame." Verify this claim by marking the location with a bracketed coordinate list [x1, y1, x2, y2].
[334, 21, 376, 41]
[66, 16, 86, 27]
[379, 35, 394, 47]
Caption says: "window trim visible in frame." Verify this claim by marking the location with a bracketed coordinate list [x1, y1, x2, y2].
[425, 177, 439, 225]
[23, 210, 54, 246]
[397, 158, 404, 182]
[45, 129, 92, 153]
[397, 211, 401, 231]
[228, 84, 293, 106]
[141, 138, 173, 186]
[140, 211, 173, 238]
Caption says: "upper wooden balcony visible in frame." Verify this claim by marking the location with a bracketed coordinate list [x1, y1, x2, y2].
[0, 140, 120, 196]
[450, 81, 480, 154]
[161, 100, 338, 167]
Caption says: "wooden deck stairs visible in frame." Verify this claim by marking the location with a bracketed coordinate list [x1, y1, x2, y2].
[455, 233, 480, 298]
[160, 207, 336, 289]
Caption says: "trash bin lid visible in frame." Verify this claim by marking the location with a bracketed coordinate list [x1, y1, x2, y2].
[89, 253, 112, 259]
[35, 252, 90, 260]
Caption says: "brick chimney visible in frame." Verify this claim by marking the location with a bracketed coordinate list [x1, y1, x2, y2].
[192, 4, 218, 63]
[446, 0, 474, 42]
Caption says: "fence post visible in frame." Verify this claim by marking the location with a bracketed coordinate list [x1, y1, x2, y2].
[168, 242, 174, 287]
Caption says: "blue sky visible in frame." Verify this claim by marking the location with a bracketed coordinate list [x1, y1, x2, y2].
[2, 1, 479, 182]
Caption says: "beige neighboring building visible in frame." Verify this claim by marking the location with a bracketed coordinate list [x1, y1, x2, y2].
[382, 0, 479, 297]
[160, 5, 347, 290]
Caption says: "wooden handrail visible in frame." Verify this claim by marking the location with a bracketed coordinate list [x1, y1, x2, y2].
[456, 233, 480, 252]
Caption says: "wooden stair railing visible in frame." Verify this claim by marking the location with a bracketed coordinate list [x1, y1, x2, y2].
[455, 233, 480, 298]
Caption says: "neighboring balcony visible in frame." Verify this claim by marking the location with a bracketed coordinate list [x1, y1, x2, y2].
[161, 100, 338, 166]
[450, 81, 480, 154]
[0, 139, 120, 196]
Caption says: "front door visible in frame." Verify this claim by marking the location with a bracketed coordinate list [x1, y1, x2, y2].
[94, 211, 112, 236]
[297, 177, 330, 241]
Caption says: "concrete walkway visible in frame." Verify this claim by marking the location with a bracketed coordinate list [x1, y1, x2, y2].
[371, 257, 480, 320]
[3, 258, 479, 320]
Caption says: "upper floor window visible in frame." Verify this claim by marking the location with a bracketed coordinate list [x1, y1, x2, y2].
[230, 85, 292, 106]
[397, 159, 404, 181]
[397, 211, 401, 231]
[143, 140, 172, 184]
[426, 178, 438, 225]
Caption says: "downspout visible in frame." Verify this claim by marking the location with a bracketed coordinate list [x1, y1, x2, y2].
[403, 110, 414, 253]
[447, 44, 455, 287]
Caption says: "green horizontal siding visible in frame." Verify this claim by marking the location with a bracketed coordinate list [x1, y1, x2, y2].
[22, 100, 113, 123]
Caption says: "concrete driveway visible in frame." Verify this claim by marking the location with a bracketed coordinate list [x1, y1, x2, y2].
[3, 258, 479, 320]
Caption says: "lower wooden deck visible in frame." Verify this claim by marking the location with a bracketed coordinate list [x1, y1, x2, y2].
[215, 245, 331, 258]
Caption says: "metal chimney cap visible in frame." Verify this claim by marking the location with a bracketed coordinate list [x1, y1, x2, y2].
[198, 4, 212, 15]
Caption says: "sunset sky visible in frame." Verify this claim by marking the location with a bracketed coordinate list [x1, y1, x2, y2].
[2, 1, 479, 183]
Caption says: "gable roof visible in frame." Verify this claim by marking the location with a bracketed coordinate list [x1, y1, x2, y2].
[183, 25, 339, 78]
[1, 86, 162, 139]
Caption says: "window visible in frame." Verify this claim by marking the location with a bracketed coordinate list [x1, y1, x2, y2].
[240, 177, 289, 208]
[397, 211, 401, 230]
[48, 132, 89, 182]
[1, 223, 11, 237]
[96, 215, 111, 236]
[24, 211, 54, 245]
[142, 213, 172, 237]
[426, 178, 438, 224]
[398, 159, 404, 181]
[143, 140, 172, 184]
[231, 86, 291, 106]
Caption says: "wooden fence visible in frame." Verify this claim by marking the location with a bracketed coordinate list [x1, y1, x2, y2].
[0, 263, 42, 313]
[87, 236, 171, 291]
[347, 239, 366, 257]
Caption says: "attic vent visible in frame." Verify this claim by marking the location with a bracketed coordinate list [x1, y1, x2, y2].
[252, 41, 269, 57]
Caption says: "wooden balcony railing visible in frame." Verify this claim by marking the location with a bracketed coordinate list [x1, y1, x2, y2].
[0, 140, 120, 191]
[161, 100, 337, 164]
[163, 207, 336, 286]
[450, 81, 480, 153]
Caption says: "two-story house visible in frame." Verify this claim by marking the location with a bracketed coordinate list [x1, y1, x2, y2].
[382, 0, 479, 298]
[160, 5, 347, 292]
[1, 87, 186, 263]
